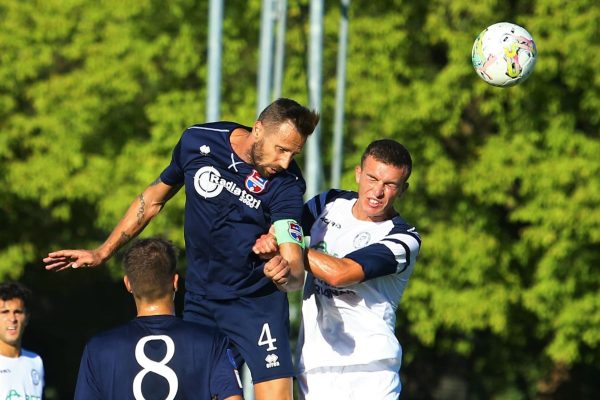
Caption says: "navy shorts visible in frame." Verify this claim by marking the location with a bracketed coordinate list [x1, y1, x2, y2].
[183, 290, 294, 383]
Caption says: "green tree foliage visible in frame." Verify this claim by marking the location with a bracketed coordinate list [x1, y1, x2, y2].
[1, 0, 598, 398]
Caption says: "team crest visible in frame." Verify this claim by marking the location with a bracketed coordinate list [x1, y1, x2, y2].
[31, 369, 41, 385]
[288, 222, 303, 243]
[353, 232, 371, 249]
[245, 170, 269, 194]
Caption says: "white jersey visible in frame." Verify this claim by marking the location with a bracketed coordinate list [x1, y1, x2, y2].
[0, 349, 44, 400]
[297, 190, 421, 373]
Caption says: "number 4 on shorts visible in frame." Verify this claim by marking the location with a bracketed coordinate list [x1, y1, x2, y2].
[257, 323, 278, 351]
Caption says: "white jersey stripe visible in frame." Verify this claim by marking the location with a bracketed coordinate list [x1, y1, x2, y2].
[188, 126, 230, 132]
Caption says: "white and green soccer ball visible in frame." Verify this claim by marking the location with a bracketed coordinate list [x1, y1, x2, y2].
[472, 22, 537, 87]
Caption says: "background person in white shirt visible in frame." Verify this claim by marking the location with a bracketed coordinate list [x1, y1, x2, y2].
[0, 282, 44, 400]
[259, 139, 421, 399]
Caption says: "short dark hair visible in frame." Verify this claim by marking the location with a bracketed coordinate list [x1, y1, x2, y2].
[361, 139, 413, 180]
[0, 282, 32, 312]
[123, 238, 177, 301]
[258, 98, 320, 139]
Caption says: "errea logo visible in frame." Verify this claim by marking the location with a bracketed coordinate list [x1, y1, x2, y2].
[265, 354, 280, 369]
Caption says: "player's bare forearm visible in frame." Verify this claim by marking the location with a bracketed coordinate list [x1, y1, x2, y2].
[96, 179, 180, 260]
[305, 249, 365, 287]
[44, 178, 180, 271]
[277, 242, 305, 291]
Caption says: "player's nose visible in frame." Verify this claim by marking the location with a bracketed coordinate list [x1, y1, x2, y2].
[278, 154, 293, 170]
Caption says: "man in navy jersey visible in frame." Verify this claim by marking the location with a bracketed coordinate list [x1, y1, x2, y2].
[45, 98, 320, 400]
[257, 139, 421, 399]
[74, 238, 242, 400]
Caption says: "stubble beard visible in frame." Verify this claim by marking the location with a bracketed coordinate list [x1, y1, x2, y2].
[250, 140, 271, 178]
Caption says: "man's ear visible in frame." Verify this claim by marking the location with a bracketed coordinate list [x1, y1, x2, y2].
[253, 121, 263, 139]
[355, 165, 362, 184]
[173, 273, 179, 292]
[124, 276, 133, 293]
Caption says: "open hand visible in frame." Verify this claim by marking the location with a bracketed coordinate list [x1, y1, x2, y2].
[43, 249, 103, 272]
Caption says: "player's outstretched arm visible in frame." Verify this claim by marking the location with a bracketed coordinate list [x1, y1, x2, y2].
[305, 249, 365, 287]
[43, 177, 181, 271]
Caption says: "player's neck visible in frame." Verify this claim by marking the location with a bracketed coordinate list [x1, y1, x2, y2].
[230, 127, 253, 164]
[0, 341, 21, 358]
[135, 299, 176, 317]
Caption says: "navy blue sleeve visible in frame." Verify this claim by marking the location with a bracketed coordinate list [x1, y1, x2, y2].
[345, 243, 399, 281]
[159, 138, 184, 186]
[209, 335, 243, 399]
[268, 174, 305, 223]
[301, 194, 320, 233]
[345, 227, 421, 281]
[74, 344, 103, 400]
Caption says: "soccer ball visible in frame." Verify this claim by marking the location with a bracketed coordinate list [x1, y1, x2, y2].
[471, 22, 537, 87]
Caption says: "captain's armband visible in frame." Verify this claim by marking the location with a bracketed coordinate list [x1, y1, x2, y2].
[273, 219, 305, 249]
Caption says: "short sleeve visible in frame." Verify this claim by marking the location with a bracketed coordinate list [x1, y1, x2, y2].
[159, 139, 184, 186]
[345, 229, 421, 281]
[268, 172, 305, 223]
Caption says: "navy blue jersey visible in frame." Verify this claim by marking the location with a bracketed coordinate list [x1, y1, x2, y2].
[74, 315, 241, 400]
[160, 122, 306, 299]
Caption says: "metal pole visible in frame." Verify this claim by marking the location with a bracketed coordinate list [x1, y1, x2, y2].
[331, 0, 350, 188]
[206, 0, 223, 122]
[305, 0, 324, 199]
[272, 0, 288, 100]
[257, 0, 275, 115]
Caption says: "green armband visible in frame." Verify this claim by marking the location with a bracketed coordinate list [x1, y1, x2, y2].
[273, 219, 305, 249]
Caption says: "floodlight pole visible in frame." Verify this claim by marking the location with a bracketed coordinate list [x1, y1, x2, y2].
[206, 0, 224, 122]
[305, 0, 324, 199]
[257, 0, 276, 115]
[272, 0, 288, 100]
[331, 0, 350, 188]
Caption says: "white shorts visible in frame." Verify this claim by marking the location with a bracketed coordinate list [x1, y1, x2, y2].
[297, 360, 401, 400]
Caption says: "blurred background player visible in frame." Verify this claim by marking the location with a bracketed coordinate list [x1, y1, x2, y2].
[0, 282, 45, 399]
[74, 238, 242, 400]
[45, 98, 319, 400]
[259, 139, 421, 399]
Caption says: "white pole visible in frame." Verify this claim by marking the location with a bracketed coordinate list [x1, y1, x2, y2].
[257, 0, 275, 115]
[305, 0, 324, 199]
[331, 0, 350, 188]
[272, 0, 288, 100]
[206, 0, 223, 122]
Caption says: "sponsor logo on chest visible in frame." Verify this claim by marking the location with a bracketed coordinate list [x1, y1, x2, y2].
[194, 166, 262, 209]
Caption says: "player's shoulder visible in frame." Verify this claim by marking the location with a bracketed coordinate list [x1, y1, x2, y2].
[181, 121, 248, 143]
[389, 214, 421, 245]
[85, 321, 132, 350]
[20, 348, 43, 362]
[185, 121, 246, 134]
[312, 189, 356, 207]
[145, 316, 223, 342]
[325, 189, 356, 202]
